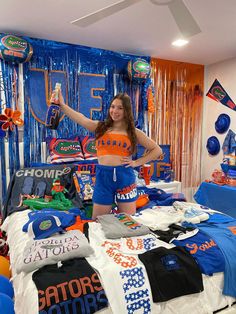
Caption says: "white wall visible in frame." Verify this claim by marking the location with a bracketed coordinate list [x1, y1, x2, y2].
[202, 57, 236, 181]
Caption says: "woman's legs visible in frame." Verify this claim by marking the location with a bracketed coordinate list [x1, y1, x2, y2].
[116, 201, 136, 215]
[92, 203, 112, 220]
[92, 165, 137, 219]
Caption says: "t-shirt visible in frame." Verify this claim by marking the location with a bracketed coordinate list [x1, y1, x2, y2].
[139, 246, 203, 302]
[32, 258, 108, 314]
[3, 164, 77, 218]
[132, 207, 183, 231]
[173, 230, 225, 275]
[17, 230, 94, 274]
[97, 213, 150, 239]
[152, 223, 198, 243]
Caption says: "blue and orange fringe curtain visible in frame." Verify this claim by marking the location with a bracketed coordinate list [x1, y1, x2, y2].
[0, 36, 150, 204]
[151, 58, 204, 193]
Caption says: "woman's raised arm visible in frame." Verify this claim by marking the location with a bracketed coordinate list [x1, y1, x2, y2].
[52, 90, 98, 132]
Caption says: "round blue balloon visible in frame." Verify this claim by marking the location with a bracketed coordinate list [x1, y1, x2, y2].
[0, 275, 14, 298]
[0, 293, 15, 314]
[0, 34, 33, 63]
[128, 58, 151, 82]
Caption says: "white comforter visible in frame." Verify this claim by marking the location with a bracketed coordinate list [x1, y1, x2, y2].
[2, 210, 236, 314]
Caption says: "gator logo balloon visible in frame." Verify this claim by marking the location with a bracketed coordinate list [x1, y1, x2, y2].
[0, 34, 33, 63]
[128, 58, 151, 82]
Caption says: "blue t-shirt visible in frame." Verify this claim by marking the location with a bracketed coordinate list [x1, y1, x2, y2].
[173, 230, 225, 275]
[196, 220, 236, 297]
[205, 212, 235, 224]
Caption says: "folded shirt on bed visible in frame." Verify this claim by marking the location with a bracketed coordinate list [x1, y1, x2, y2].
[32, 258, 108, 314]
[17, 230, 94, 274]
[133, 207, 184, 231]
[97, 213, 150, 239]
[139, 246, 204, 302]
[172, 229, 225, 275]
[152, 223, 198, 243]
[22, 209, 76, 233]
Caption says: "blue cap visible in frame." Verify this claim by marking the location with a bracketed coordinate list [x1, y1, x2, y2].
[206, 136, 220, 155]
[28, 215, 64, 240]
[215, 114, 231, 134]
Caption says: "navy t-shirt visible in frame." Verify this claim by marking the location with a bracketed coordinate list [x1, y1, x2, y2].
[32, 258, 108, 314]
[3, 164, 78, 219]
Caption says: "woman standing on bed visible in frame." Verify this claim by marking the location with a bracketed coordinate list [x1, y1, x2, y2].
[51, 91, 162, 219]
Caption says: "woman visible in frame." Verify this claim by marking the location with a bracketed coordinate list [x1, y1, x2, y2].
[52, 91, 162, 219]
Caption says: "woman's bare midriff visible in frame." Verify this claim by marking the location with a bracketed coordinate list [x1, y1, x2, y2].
[98, 155, 132, 166]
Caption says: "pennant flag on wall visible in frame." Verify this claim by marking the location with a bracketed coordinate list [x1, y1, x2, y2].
[206, 79, 236, 111]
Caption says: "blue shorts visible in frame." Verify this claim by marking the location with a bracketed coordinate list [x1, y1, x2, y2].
[92, 165, 137, 205]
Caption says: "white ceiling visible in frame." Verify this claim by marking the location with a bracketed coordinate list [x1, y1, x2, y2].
[1, 0, 236, 65]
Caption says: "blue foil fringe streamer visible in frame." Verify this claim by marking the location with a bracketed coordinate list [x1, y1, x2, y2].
[0, 34, 151, 203]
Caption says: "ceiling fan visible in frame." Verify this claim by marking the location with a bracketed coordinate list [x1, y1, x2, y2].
[71, 0, 201, 38]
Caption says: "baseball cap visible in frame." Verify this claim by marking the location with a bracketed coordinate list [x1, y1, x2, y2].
[206, 136, 220, 155]
[215, 114, 231, 134]
[28, 215, 65, 240]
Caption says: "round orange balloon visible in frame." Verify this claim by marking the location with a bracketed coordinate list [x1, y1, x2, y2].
[0, 256, 11, 278]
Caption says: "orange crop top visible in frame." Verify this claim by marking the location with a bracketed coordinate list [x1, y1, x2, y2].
[96, 133, 132, 157]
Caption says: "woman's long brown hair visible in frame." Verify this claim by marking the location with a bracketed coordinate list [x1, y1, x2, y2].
[95, 93, 137, 154]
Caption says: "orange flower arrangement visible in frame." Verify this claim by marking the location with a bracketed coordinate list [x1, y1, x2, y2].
[0, 108, 24, 131]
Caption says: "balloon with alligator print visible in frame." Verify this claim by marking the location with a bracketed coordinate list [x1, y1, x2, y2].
[128, 58, 151, 82]
[0, 34, 33, 63]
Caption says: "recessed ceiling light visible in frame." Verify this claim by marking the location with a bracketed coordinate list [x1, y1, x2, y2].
[172, 39, 189, 47]
[150, 0, 174, 5]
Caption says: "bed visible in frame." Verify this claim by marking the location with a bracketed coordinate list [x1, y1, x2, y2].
[1, 163, 236, 314]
